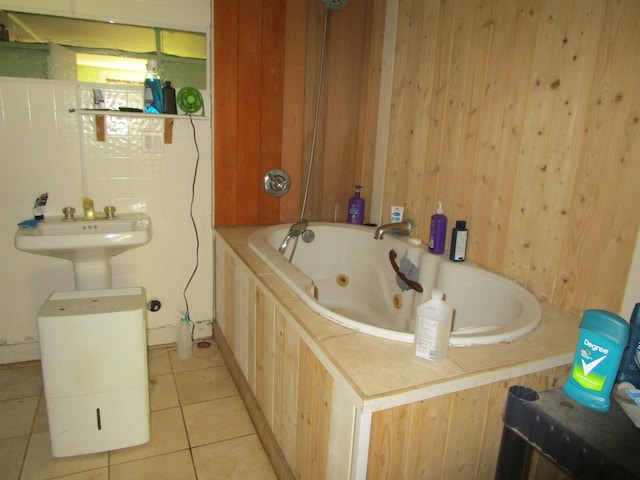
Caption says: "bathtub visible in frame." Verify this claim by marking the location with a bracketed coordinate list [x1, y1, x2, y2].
[248, 223, 541, 346]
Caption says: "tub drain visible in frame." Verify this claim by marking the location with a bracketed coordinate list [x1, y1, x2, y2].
[336, 274, 349, 287]
[392, 294, 403, 309]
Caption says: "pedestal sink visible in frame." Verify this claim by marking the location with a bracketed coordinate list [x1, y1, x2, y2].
[15, 213, 152, 290]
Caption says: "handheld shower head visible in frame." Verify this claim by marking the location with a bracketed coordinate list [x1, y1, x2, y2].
[322, 0, 349, 11]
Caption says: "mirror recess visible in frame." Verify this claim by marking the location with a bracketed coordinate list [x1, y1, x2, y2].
[0, 10, 206, 89]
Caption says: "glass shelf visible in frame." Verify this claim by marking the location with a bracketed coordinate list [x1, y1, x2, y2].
[69, 108, 209, 143]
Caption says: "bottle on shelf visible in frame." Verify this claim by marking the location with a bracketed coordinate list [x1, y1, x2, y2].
[144, 60, 164, 114]
[163, 81, 177, 114]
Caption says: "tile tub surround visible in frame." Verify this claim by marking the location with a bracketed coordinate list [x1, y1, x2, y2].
[0, 344, 277, 480]
[216, 226, 579, 401]
[214, 226, 581, 478]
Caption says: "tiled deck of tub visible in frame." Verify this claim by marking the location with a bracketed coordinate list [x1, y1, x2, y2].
[0, 343, 277, 480]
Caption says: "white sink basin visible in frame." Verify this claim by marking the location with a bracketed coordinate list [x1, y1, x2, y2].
[15, 213, 151, 290]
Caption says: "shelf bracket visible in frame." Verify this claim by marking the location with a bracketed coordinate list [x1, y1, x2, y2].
[96, 115, 106, 142]
[164, 118, 174, 144]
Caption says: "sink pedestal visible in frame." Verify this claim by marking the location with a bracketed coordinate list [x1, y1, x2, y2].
[74, 261, 112, 290]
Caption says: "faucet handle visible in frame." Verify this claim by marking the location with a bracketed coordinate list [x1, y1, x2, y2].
[104, 205, 116, 219]
[62, 206, 76, 221]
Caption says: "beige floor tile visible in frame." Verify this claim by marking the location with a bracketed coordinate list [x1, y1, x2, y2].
[0, 435, 29, 480]
[174, 365, 238, 405]
[192, 434, 276, 480]
[0, 396, 39, 439]
[110, 449, 196, 480]
[48, 468, 108, 479]
[109, 407, 189, 465]
[149, 373, 179, 411]
[182, 396, 255, 447]
[169, 344, 224, 373]
[32, 394, 49, 434]
[0, 351, 278, 479]
[0, 365, 43, 401]
[147, 347, 172, 377]
[20, 431, 108, 480]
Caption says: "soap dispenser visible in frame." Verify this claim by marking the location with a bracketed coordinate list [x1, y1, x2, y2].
[347, 185, 365, 225]
[428, 201, 447, 254]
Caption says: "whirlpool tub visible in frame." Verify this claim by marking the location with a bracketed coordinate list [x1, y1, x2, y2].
[248, 223, 541, 346]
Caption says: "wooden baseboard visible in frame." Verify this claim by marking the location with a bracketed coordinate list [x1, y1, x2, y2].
[213, 322, 295, 480]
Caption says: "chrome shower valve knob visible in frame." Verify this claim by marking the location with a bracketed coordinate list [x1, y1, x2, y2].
[263, 168, 291, 198]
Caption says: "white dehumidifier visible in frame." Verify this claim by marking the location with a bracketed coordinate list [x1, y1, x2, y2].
[37, 287, 149, 457]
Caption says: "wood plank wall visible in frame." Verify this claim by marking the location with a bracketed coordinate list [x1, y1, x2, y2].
[215, 238, 336, 479]
[214, 0, 640, 313]
[300, 0, 382, 222]
[213, 0, 381, 225]
[214, 0, 286, 226]
[367, 364, 572, 479]
[382, 0, 640, 314]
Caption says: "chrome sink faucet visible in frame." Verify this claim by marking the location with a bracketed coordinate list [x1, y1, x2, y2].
[374, 219, 414, 239]
[83, 198, 95, 220]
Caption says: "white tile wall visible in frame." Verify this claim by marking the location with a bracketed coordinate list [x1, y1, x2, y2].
[0, 77, 213, 363]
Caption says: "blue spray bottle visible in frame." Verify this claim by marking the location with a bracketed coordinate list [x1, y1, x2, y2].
[564, 309, 630, 411]
[144, 60, 164, 114]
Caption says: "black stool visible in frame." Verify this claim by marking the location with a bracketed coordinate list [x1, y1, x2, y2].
[495, 385, 640, 479]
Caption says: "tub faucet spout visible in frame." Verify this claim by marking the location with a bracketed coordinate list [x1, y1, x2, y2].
[374, 219, 414, 239]
[278, 219, 309, 254]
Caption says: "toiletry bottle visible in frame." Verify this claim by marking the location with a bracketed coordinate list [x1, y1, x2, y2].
[617, 303, 640, 387]
[347, 185, 365, 225]
[177, 313, 192, 359]
[33, 192, 48, 220]
[163, 81, 177, 114]
[449, 220, 468, 262]
[144, 60, 164, 114]
[414, 289, 454, 362]
[563, 309, 630, 411]
[428, 201, 447, 254]
[391, 206, 404, 223]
